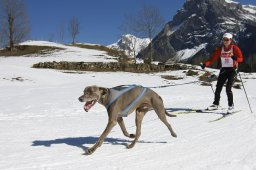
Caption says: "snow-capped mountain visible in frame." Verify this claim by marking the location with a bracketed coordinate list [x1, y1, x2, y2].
[108, 34, 150, 58]
[138, 0, 256, 71]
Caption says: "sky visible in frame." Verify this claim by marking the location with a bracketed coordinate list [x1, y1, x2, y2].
[24, 0, 256, 46]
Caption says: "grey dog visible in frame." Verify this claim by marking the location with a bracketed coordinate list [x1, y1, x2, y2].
[78, 85, 177, 155]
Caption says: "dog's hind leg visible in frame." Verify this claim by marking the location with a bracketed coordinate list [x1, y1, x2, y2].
[127, 109, 145, 149]
[117, 117, 135, 138]
[152, 98, 177, 138]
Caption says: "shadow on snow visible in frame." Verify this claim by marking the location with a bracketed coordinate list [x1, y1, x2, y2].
[31, 136, 167, 151]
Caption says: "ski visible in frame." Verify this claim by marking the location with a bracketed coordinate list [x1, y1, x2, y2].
[195, 106, 228, 113]
[209, 110, 242, 122]
[195, 109, 224, 113]
[171, 109, 197, 115]
[171, 108, 225, 115]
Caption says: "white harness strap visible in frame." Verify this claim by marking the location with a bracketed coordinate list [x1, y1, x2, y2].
[105, 85, 136, 109]
[119, 87, 147, 117]
[105, 85, 147, 117]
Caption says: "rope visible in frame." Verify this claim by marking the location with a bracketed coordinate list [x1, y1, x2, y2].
[147, 80, 201, 89]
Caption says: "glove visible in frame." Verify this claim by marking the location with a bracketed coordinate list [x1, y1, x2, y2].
[200, 63, 206, 69]
[231, 55, 237, 61]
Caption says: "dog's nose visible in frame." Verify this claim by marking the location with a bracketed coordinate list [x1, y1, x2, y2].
[78, 96, 83, 102]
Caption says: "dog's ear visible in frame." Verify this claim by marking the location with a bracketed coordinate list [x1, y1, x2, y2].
[99, 87, 108, 98]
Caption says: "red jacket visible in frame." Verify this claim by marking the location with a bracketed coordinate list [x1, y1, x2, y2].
[204, 44, 243, 68]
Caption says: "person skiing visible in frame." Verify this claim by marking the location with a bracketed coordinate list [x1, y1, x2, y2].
[200, 33, 243, 114]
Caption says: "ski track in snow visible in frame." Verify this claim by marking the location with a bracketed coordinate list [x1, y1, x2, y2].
[1, 41, 256, 170]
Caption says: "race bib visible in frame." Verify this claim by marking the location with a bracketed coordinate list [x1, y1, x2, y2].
[220, 46, 234, 67]
[221, 57, 233, 67]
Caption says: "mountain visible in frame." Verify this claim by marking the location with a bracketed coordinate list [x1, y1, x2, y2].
[108, 34, 150, 58]
[137, 0, 256, 72]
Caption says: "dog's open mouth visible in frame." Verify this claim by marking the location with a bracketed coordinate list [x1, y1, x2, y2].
[84, 99, 97, 112]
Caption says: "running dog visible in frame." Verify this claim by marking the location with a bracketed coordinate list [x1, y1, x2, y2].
[78, 85, 177, 155]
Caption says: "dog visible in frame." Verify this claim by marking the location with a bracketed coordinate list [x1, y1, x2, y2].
[78, 85, 177, 155]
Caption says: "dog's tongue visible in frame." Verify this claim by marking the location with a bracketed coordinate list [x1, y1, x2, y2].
[84, 100, 96, 112]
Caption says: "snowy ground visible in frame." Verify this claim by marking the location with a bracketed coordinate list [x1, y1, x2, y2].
[1, 41, 256, 170]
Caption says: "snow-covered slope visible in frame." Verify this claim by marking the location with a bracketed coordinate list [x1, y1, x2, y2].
[243, 4, 256, 14]
[1, 41, 256, 170]
[18, 40, 118, 63]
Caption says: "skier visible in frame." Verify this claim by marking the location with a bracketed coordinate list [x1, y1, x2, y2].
[200, 33, 243, 114]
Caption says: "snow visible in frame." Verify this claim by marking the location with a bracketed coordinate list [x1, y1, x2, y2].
[224, 0, 239, 4]
[239, 12, 256, 22]
[189, 14, 197, 18]
[1, 41, 256, 170]
[18, 40, 118, 63]
[166, 22, 184, 37]
[20, 40, 68, 48]
[240, 4, 256, 22]
[175, 43, 208, 61]
[223, 0, 256, 22]
[221, 17, 237, 25]
[243, 5, 256, 14]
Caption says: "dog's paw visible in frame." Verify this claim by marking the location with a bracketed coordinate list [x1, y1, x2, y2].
[83, 148, 95, 155]
[126, 143, 135, 149]
[171, 132, 177, 138]
[129, 134, 135, 138]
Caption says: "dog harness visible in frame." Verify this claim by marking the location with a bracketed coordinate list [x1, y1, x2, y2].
[105, 85, 148, 117]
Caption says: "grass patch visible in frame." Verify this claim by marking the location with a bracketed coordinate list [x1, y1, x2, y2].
[199, 72, 217, 82]
[0, 45, 63, 57]
[161, 75, 183, 80]
[186, 69, 199, 76]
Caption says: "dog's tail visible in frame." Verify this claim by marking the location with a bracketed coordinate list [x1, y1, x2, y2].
[165, 110, 177, 117]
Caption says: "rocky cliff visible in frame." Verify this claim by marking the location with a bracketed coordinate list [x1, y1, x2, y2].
[137, 0, 256, 72]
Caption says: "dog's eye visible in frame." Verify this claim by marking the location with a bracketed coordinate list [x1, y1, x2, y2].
[85, 92, 92, 95]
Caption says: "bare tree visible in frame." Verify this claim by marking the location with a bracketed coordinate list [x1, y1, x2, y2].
[120, 15, 140, 63]
[0, 0, 30, 51]
[0, 29, 5, 48]
[121, 5, 164, 64]
[48, 33, 54, 42]
[68, 17, 80, 44]
[57, 22, 65, 43]
[135, 5, 164, 63]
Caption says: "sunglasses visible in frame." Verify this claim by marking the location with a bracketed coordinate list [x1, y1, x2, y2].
[223, 38, 231, 41]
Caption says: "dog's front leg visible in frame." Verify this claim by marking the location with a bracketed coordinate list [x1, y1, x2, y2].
[85, 120, 117, 155]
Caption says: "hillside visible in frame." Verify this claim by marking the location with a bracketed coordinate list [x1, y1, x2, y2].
[0, 41, 119, 62]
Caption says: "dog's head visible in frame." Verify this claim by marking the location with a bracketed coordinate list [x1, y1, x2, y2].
[78, 85, 108, 112]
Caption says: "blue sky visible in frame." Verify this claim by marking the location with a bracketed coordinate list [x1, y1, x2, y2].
[24, 0, 256, 46]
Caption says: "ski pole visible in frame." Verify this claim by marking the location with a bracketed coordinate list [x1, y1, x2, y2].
[238, 72, 253, 113]
[210, 84, 215, 94]
[207, 74, 216, 95]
